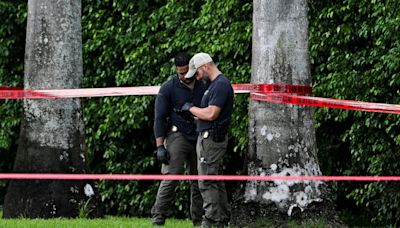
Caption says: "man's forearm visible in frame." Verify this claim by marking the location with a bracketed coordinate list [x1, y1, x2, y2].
[156, 137, 164, 147]
[189, 105, 220, 121]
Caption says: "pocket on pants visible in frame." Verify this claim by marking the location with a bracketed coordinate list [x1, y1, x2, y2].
[197, 137, 227, 176]
[205, 163, 219, 175]
[202, 137, 227, 164]
[165, 131, 179, 147]
[198, 159, 219, 175]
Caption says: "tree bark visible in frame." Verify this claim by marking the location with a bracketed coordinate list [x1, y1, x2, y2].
[232, 0, 332, 225]
[3, 0, 103, 218]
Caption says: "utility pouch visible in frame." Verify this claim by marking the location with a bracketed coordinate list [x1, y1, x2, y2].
[210, 124, 226, 142]
[211, 131, 225, 142]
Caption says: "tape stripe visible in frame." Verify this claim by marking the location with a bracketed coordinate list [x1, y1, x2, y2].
[0, 173, 399, 181]
[0, 86, 162, 99]
[232, 84, 312, 94]
[1, 85, 399, 114]
[0, 90, 56, 99]
[251, 93, 400, 115]
[0, 84, 312, 99]
[0, 86, 23, 90]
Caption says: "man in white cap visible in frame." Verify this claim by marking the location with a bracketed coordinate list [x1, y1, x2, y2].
[178, 53, 233, 227]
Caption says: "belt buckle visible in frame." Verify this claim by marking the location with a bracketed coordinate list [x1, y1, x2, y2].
[203, 131, 209, 139]
[172, 126, 178, 132]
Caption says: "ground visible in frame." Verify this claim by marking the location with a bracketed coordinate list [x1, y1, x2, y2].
[230, 188, 347, 228]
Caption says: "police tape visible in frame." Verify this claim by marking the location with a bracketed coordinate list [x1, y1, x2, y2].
[0, 173, 399, 181]
[1, 84, 399, 182]
[0, 86, 161, 99]
[0, 84, 312, 99]
[0, 90, 57, 99]
[233, 84, 312, 94]
[1, 84, 400, 114]
[0, 86, 23, 90]
[251, 93, 400, 115]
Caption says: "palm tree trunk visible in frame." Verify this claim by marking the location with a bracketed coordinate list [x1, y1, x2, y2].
[232, 0, 331, 225]
[3, 0, 103, 218]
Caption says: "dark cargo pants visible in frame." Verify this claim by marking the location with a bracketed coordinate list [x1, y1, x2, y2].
[196, 132, 231, 227]
[151, 131, 204, 225]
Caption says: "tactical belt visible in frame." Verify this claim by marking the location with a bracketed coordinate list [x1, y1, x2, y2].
[201, 129, 226, 142]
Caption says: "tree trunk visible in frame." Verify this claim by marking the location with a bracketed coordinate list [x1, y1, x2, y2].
[232, 0, 335, 226]
[4, 0, 103, 218]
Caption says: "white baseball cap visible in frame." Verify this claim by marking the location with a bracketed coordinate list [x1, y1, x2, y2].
[184, 53, 213, 79]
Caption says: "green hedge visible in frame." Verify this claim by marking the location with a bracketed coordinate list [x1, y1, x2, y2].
[310, 0, 400, 225]
[1, 0, 399, 226]
[0, 0, 26, 204]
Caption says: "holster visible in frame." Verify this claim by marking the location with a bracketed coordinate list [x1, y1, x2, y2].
[211, 130, 225, 142]
[203, 127, 226, 143]
[201, 120, 229, 142]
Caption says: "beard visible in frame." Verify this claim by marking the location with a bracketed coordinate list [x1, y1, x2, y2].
[201, 72, 211, 83]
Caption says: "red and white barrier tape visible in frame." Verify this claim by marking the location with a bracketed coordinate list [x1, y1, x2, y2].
[2, 84, 398, 116]
[0, 84, 312, 99]
[1, 84, 399, 181]
[251, 93, 400, 115]
[0, 173, 399, 181]
[0, 86, 23, 90]
[0, 86, 161, 99]
[233, 84, 312, 94]
[0, 90, 56, 99]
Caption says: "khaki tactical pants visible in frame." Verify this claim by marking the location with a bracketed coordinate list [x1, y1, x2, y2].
[151, 131, 203, 225]
[196, 132, 231, 226]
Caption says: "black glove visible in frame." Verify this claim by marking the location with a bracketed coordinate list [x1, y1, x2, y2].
[174, 107, 194, 122]
[181, 102, 193, 111]
[154, 145, 170, 165]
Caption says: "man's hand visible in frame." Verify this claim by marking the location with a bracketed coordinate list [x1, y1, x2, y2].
[181, 102, 193, 112]
[154, 145, 170, 165]
[173, 107, 194, 122]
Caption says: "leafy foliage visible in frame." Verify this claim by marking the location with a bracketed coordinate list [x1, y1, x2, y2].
[1, 0, 399, 226]
[310, 0, 400, 225]
[0, 0, 26, 204]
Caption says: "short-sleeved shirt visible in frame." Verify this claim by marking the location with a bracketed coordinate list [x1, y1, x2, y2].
[197, 74, 234, 132]
[154, 75, 208, 143]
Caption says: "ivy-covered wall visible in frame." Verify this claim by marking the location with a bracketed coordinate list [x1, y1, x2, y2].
[0, 0, 399, 226]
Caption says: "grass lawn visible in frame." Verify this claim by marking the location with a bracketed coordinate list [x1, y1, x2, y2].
[0, 216, 193, 228]
[0, 210, 341, 227]
[0, 216, 338, 227]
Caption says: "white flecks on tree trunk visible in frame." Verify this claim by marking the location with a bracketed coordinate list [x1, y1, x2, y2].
[24, 0, 84, 155]
[22, 0, 86, 172]
[245, 0, 325, 216]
